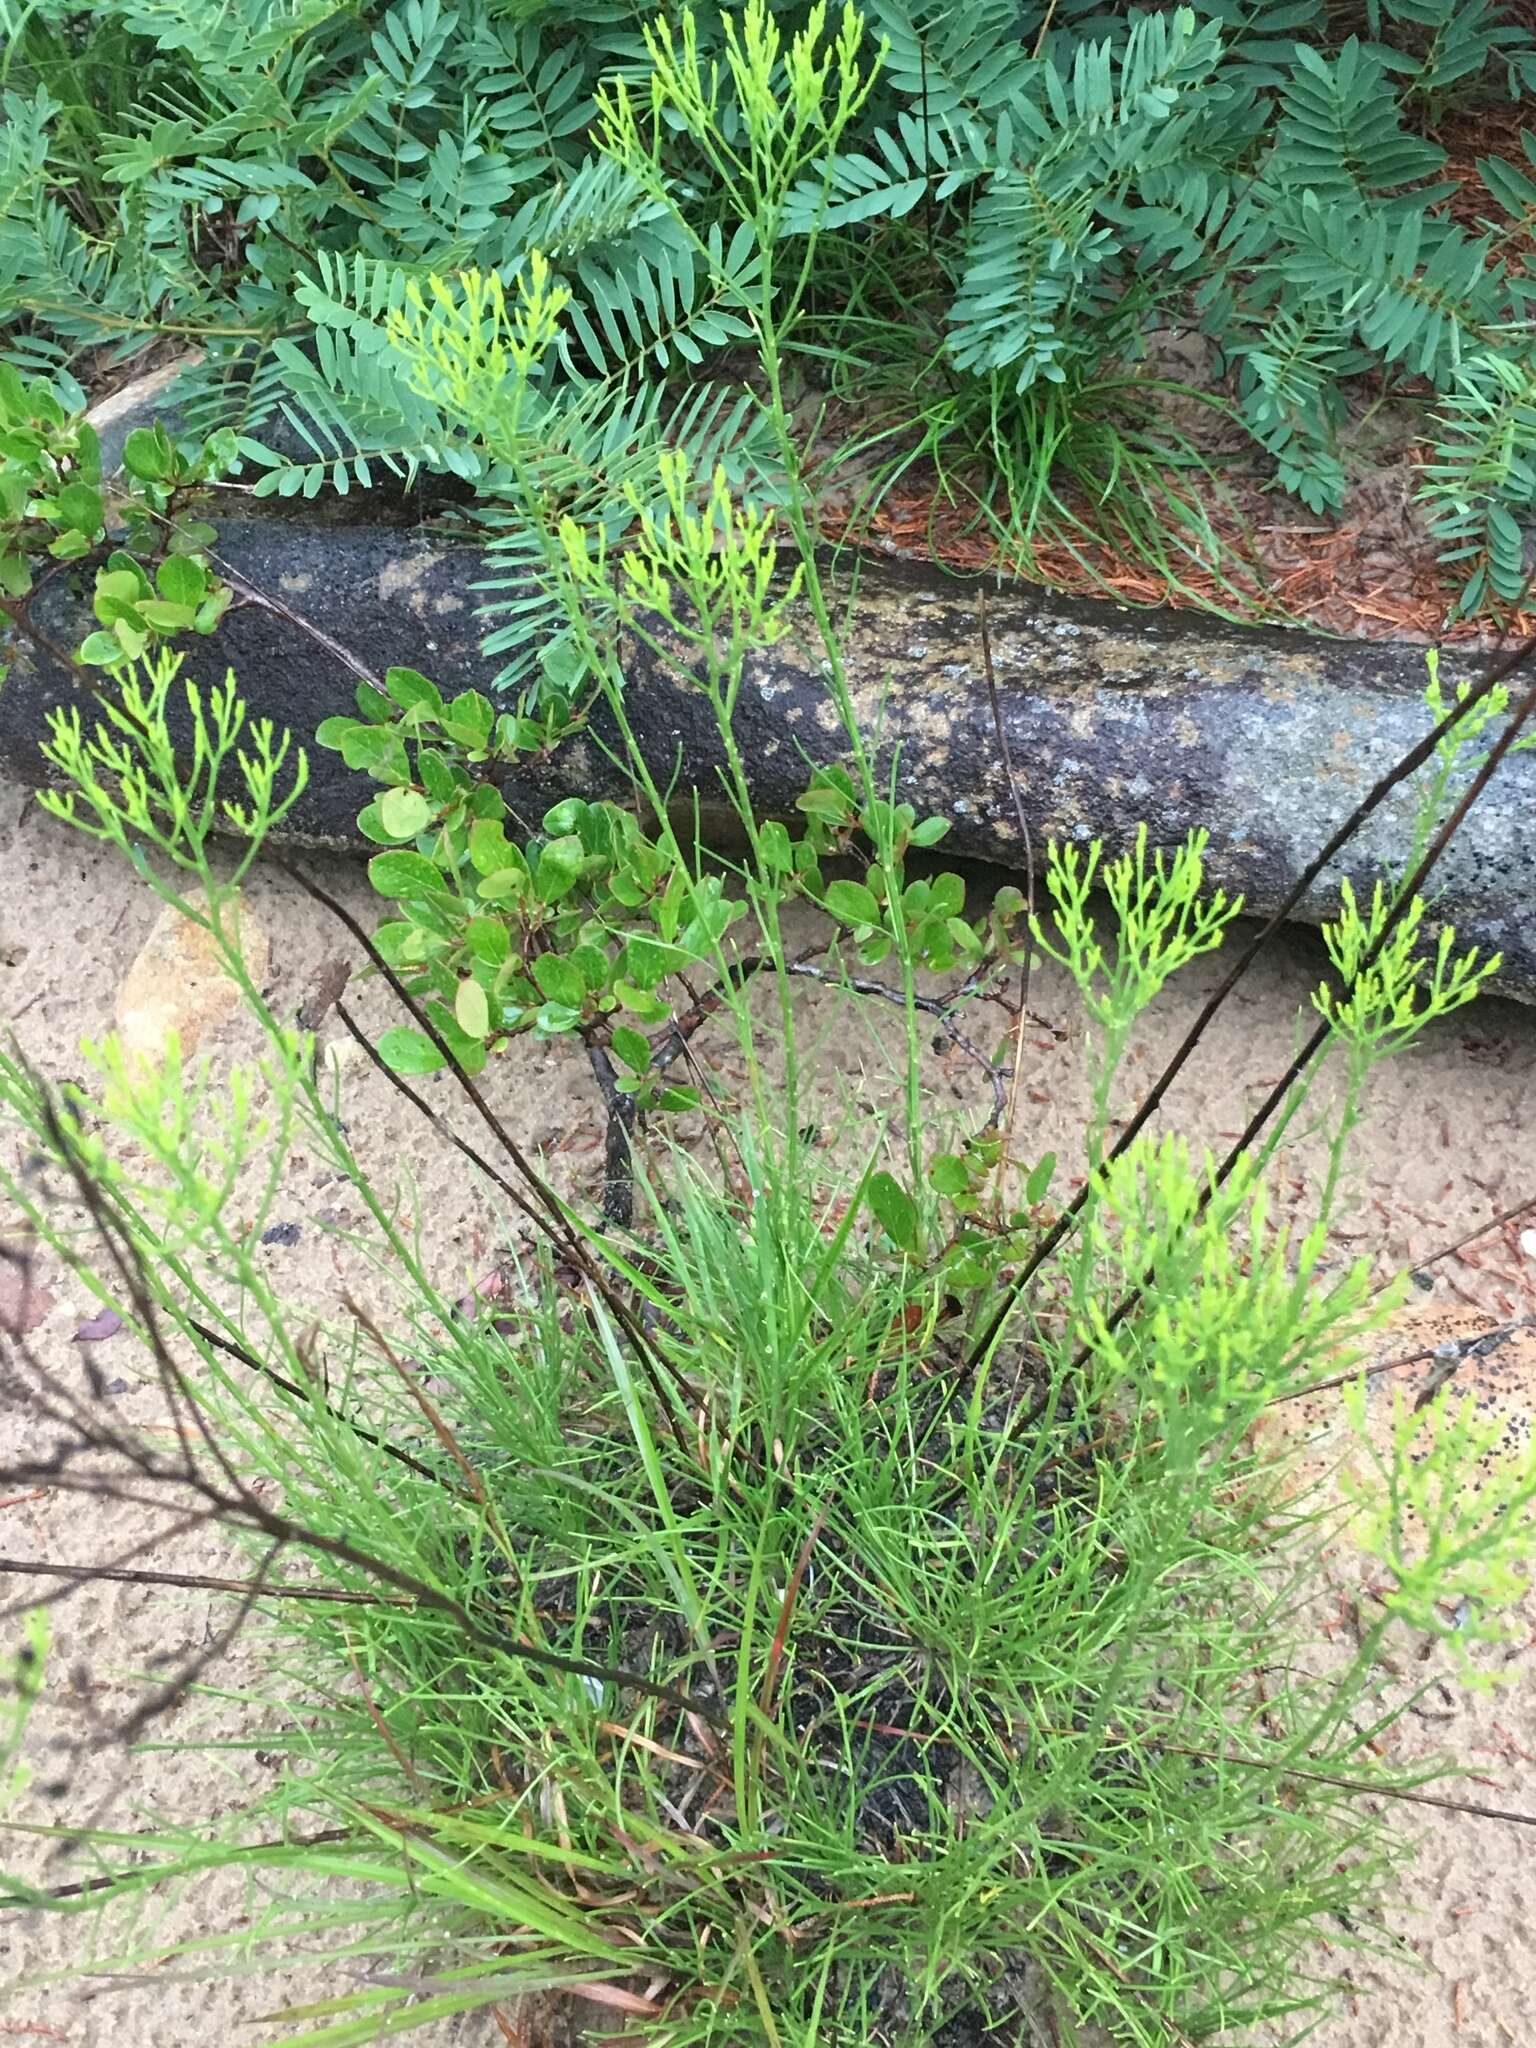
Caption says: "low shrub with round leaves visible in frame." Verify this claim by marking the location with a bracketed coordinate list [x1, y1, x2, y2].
[318, 670, 1034, 1121]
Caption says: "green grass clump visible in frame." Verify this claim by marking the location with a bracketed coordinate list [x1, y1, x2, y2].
[1, 616, 1532, 2045]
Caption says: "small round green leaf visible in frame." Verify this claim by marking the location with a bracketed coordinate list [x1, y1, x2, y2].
[156, 554, 207, 606]
[1025, 1152, 1057, 1205]
[868, 1170, 919, 1253]
[368, 849, 444, 898]
[476, 868, 524, 902]
[454, 976, 490, 1040]
[122, 426, 173, 480]
[78, 630, 128, 666]
[535, 835, 585, 902]
[469, 816, 513, 875]
[377, 1027, 444, 1075]
[825, 879, 881, 927]
[610, 1024, 652, 1073]
[532, 953, 586, 1010]
[384, 667, 442, 713]
[378, 787, 433, 839]
[614, 980, 671, 1022]
[55, 481, 103, 533]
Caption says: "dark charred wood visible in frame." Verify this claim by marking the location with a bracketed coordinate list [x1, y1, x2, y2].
[2, 515, 1532, 995]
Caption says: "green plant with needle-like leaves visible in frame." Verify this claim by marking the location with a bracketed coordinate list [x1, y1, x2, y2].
[1032, 825, 1242, 1164]
[2, 13, 1535, 2047]
[0, 629, 1527, 2048]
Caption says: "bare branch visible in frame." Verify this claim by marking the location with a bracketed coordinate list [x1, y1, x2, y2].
[0, 1555, 414, 1605]
[276, 863, 699, 1417]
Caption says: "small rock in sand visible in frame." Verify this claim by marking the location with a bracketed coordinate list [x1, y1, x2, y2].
[115, 891, 269, 1064]
[320, 1033, 363, 1075]
[0, 1249, 53, 1336]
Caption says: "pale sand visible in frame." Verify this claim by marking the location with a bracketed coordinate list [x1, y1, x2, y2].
[1, 772, 1532, 2047]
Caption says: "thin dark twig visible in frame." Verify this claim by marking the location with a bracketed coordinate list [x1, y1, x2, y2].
[1264, 1317, 1530, 1410]
[333, 997, 701, 1451]
[143, 498, 384, 695]
[0, 598, 102, 695]
[0, 1556, 415, 1604]
[331, 1000, 548, 1233]
[1, 1118, 724, 1729]
[788, 961, 1010, 1121]
[651, 945, 1033, 1146]
[1149, 1737, 1536, 1830]
[276, 862, 696, 1418]
[1374, 1191, 1536, 1299]
[188, 1313, 449, 1489]
[583, 1034, 639, 1228]
[6, 500, 382, 700]
[652, 951, 774, 1073]
[342, 1296, 500, 1529]
[1076, 662, 1536, 1369]
[39, 1093, 252, 1506]
[673, 1026, 751, 1195]
[278, 863, 570, 1229]
[0, 1362, 721, 1723]
[221, 572, 381, 692]
[980, 586, 1037, 1174]
[1216, 663, 1536, 1187]
[0, 1826, 355, 1905]
[1032, 1717, 1536, 1830]
[0, 1506, 227, 1626]
[122, 1541, 283, 1739]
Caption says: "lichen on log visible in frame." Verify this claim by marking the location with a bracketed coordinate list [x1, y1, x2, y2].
[2, 516, 1532, 996]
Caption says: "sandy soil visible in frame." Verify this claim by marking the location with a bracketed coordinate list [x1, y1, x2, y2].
[1, 769, 1534, 2048]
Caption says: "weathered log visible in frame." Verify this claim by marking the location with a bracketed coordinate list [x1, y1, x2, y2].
[2, 514, 1532, 994]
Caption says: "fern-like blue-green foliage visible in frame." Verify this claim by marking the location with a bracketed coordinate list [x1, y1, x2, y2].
[2, 0, 1534, 673]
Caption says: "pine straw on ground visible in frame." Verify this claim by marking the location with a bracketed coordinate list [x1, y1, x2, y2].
[819, 108, 1536, 648]
[821, 481, 1536, 647]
